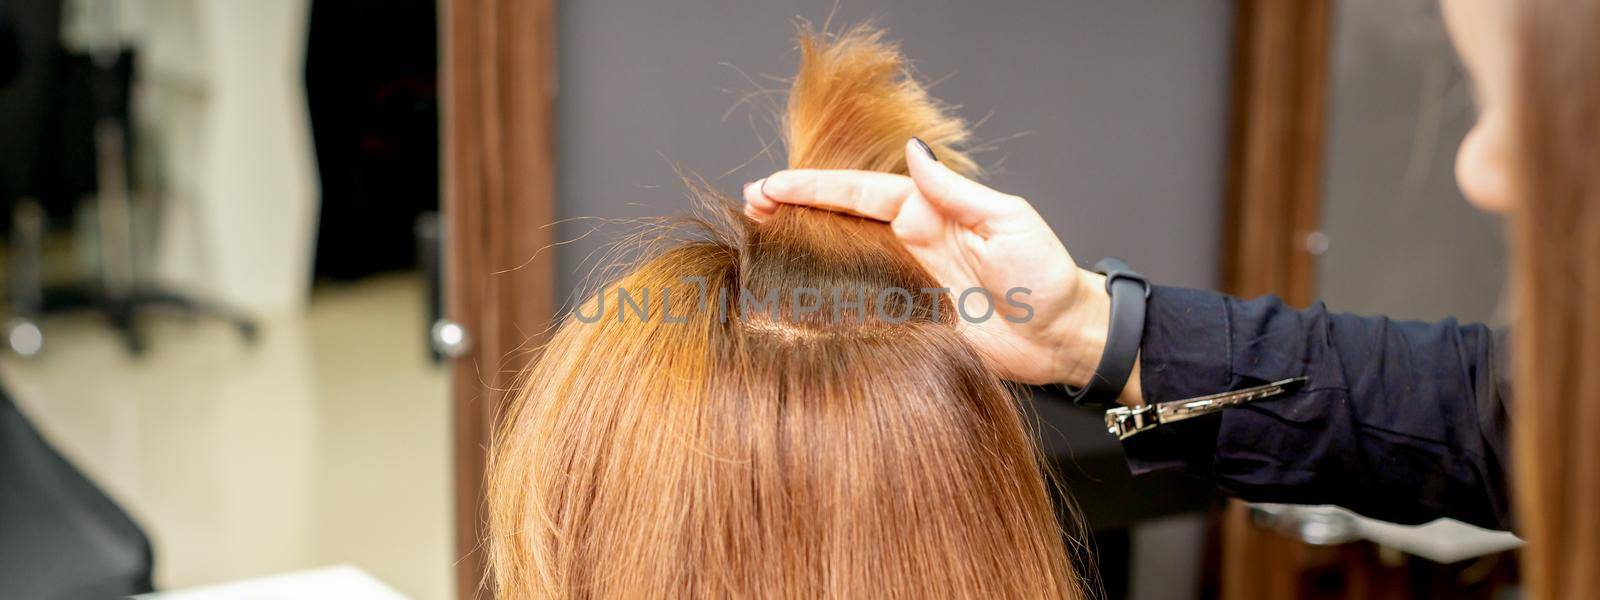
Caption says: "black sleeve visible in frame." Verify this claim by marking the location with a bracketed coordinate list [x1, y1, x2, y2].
[1120, 285, 1514, 531]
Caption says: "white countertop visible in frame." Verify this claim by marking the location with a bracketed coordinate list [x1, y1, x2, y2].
[137, 565, 409, 600]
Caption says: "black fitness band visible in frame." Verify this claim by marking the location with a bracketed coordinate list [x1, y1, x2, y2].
[1067, 257, 1150, 408]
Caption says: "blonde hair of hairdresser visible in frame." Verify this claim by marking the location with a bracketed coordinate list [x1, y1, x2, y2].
[1508, 2, 1600, 598]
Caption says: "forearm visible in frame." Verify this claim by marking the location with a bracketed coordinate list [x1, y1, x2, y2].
[1112, 286, 1513, 530]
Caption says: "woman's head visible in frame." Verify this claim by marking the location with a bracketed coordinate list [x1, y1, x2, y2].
[487, 25, 1082, 598]
[1446, 0, 1600, 597]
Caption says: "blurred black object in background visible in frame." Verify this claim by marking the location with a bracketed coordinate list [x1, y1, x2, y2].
[0, 0, 19, 87]
[305, 0, 439, 281]
[0, 0, 95, 230]
[0, 385, 156, 598]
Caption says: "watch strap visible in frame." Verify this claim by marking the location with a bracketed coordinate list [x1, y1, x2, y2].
[1067, 257, 1149, 408]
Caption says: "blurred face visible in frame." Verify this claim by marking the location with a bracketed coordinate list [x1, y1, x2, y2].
[1441, 0, 1515, 213]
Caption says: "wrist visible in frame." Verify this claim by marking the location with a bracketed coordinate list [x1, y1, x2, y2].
[1056, 268, 1144, 407]
[1056, 269, 1110, 389]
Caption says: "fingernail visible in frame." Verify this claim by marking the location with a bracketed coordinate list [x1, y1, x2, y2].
[911, 137, 938, 162]
[746, 179, 776, 210]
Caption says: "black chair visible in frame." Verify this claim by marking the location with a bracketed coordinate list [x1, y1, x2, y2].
[0, 386, 155, 598]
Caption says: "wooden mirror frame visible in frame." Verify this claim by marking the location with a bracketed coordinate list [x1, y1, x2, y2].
[440, 0, 556, 597]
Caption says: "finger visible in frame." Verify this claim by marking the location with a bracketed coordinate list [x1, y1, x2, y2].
[755, 169, 916, 222]
[743, 180, 777, 221]
[904, 139, 1015, 228]
[744, 202, 770, 222]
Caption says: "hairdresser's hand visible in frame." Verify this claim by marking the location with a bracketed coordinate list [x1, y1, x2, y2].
[746, 140, 1138, 404]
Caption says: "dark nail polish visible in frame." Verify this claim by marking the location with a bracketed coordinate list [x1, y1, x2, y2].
[911, 137, 938, 162]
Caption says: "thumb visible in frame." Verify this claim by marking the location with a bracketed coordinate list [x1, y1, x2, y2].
[904, 138, 1012, 228]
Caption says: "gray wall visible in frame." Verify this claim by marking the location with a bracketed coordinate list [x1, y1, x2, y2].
[1316, 0, 1507, 324]
[555, 0, 1236, 300]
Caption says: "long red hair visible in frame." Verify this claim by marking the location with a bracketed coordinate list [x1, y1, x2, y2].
[486, 24, 1082, 598]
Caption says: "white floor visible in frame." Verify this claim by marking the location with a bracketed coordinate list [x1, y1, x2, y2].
[1, 274, 452, 599]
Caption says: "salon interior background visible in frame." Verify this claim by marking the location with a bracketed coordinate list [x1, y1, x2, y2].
[0, 0, 1508, 598]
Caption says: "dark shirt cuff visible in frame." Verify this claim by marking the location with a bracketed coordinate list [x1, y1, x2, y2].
[1122, 285, 1232, 476]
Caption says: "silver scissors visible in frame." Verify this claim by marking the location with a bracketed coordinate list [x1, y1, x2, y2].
[1105, 377, 1309, 440]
